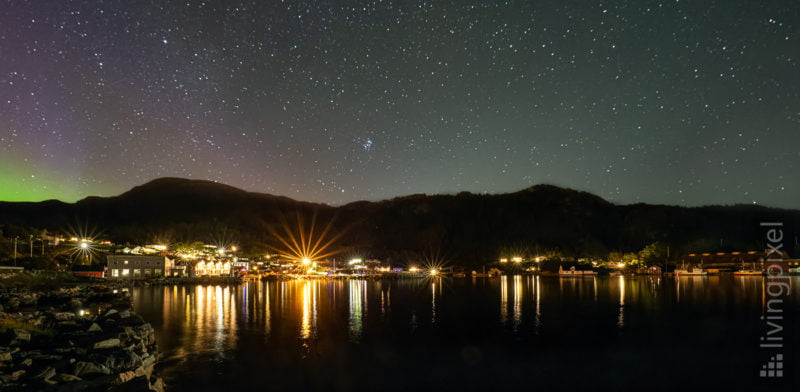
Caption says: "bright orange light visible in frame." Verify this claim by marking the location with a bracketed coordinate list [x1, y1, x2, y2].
[512, 257, 522, 263]
[302, 258, 311, 265]
[269, 210, 345, 264]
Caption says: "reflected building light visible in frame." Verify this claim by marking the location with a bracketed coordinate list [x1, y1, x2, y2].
[312, 281, 318, 333]
[535, 275, 542, 333]
[513, 275, 522, 332]
[215, 286, 225, 351]
[264, 282, 271, 337]
[431, 282, 437, 324]
[349, 280, 365, 342]
[301, 281, 312, 339]
[194, 286, 205, 351]
[380, 285, 391, 317]
[617, 275, 625, 328]
[242, 283, 249, 320]
[500, 275, 508, 324]
[226, 286, 237, 348]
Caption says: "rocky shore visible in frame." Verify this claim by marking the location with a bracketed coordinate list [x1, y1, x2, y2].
[0, 284, 164, 391]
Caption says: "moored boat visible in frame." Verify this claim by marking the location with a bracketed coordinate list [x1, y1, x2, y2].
[674, 267, 707, 276]
[734, 261, 763, 276]
[733, 270, 763, 276]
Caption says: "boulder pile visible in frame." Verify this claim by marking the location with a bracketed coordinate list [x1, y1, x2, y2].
[0, 286, 163, 391]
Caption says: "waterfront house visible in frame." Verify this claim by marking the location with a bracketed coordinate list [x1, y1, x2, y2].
[107, 255, 183, 278]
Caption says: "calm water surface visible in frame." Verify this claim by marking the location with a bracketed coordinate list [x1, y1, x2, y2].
[132, 276, 799, 391]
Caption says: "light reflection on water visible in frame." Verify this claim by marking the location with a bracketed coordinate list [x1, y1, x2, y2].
[130, 275, 798, 391]
[348, 279, 366, 342]
[617, 275, 625, 328]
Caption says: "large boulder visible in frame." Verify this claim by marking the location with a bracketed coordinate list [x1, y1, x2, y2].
[93, 338, 121, 350]
[74, 361, 111, 377]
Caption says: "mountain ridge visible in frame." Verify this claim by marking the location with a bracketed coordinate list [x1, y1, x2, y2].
[1, 177, 798, 264]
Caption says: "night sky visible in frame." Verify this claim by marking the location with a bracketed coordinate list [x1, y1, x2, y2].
[1, 1, 798, 208]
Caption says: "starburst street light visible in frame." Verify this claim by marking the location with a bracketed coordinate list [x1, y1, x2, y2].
[70, 240, 97, 266]
[268, 209, 347, 269]
[65, 222, 104, 267]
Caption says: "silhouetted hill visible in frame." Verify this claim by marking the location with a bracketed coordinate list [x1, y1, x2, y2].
[1, 178, 798, 264]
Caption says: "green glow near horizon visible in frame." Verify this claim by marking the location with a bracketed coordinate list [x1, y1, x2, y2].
[0, 159, 83, 202]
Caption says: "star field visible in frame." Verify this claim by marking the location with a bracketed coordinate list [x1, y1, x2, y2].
[1, 1, 798, 207]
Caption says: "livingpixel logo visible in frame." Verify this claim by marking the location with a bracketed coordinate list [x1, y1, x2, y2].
[760, 354, 783, 378]
[759, 222, 789, 379]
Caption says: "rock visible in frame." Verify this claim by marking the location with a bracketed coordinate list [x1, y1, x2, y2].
[108, 375, 150, 392]
[20, 358, 32, 367]
[69, 298, 83, 310]
[104, 309, 118, 318]
[74, 361, 110, 376]
[20, 294, 37, 306]
[87, 323, 103, 332]
[12, 369, 26, 379]
[59, 373, 82, 382]
[150, 377, 165, 392]
[10, 328, 31, 343]
[117, 370, 136, 383]
[0, 350, 12, 362]
[6, 297, 20, 311]
[118, 310, 131, 319]
[34, 366, 56, 380]
[93, 338, 121, 349]
[53, 312, 75, 321]
[31, 353, 63, 361]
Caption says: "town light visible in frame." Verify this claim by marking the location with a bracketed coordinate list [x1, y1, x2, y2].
[80, 242, 89, 249]
[500, 258, 508, 263]
[302, 258, 311, 265]
[429, 269, 438, 276]
[512, 257, 522, 263]
[349, 258, 362, 265]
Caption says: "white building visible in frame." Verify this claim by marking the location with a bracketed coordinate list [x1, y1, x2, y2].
[107, 255, 184, 278]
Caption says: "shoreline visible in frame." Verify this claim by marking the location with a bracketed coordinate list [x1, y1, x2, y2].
[0, 272, 165, 391]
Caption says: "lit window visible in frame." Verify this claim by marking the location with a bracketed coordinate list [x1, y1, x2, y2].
[124, 260, 129, 264]
[122, 269, 130, 276]
[133, 269, 142, 277]
[111, 269, 119, 277]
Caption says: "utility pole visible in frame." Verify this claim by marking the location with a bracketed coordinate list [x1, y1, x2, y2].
[29, 235, 33, 257]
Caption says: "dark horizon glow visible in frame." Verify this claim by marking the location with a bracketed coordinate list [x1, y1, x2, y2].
[1, 1, 798, 208]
